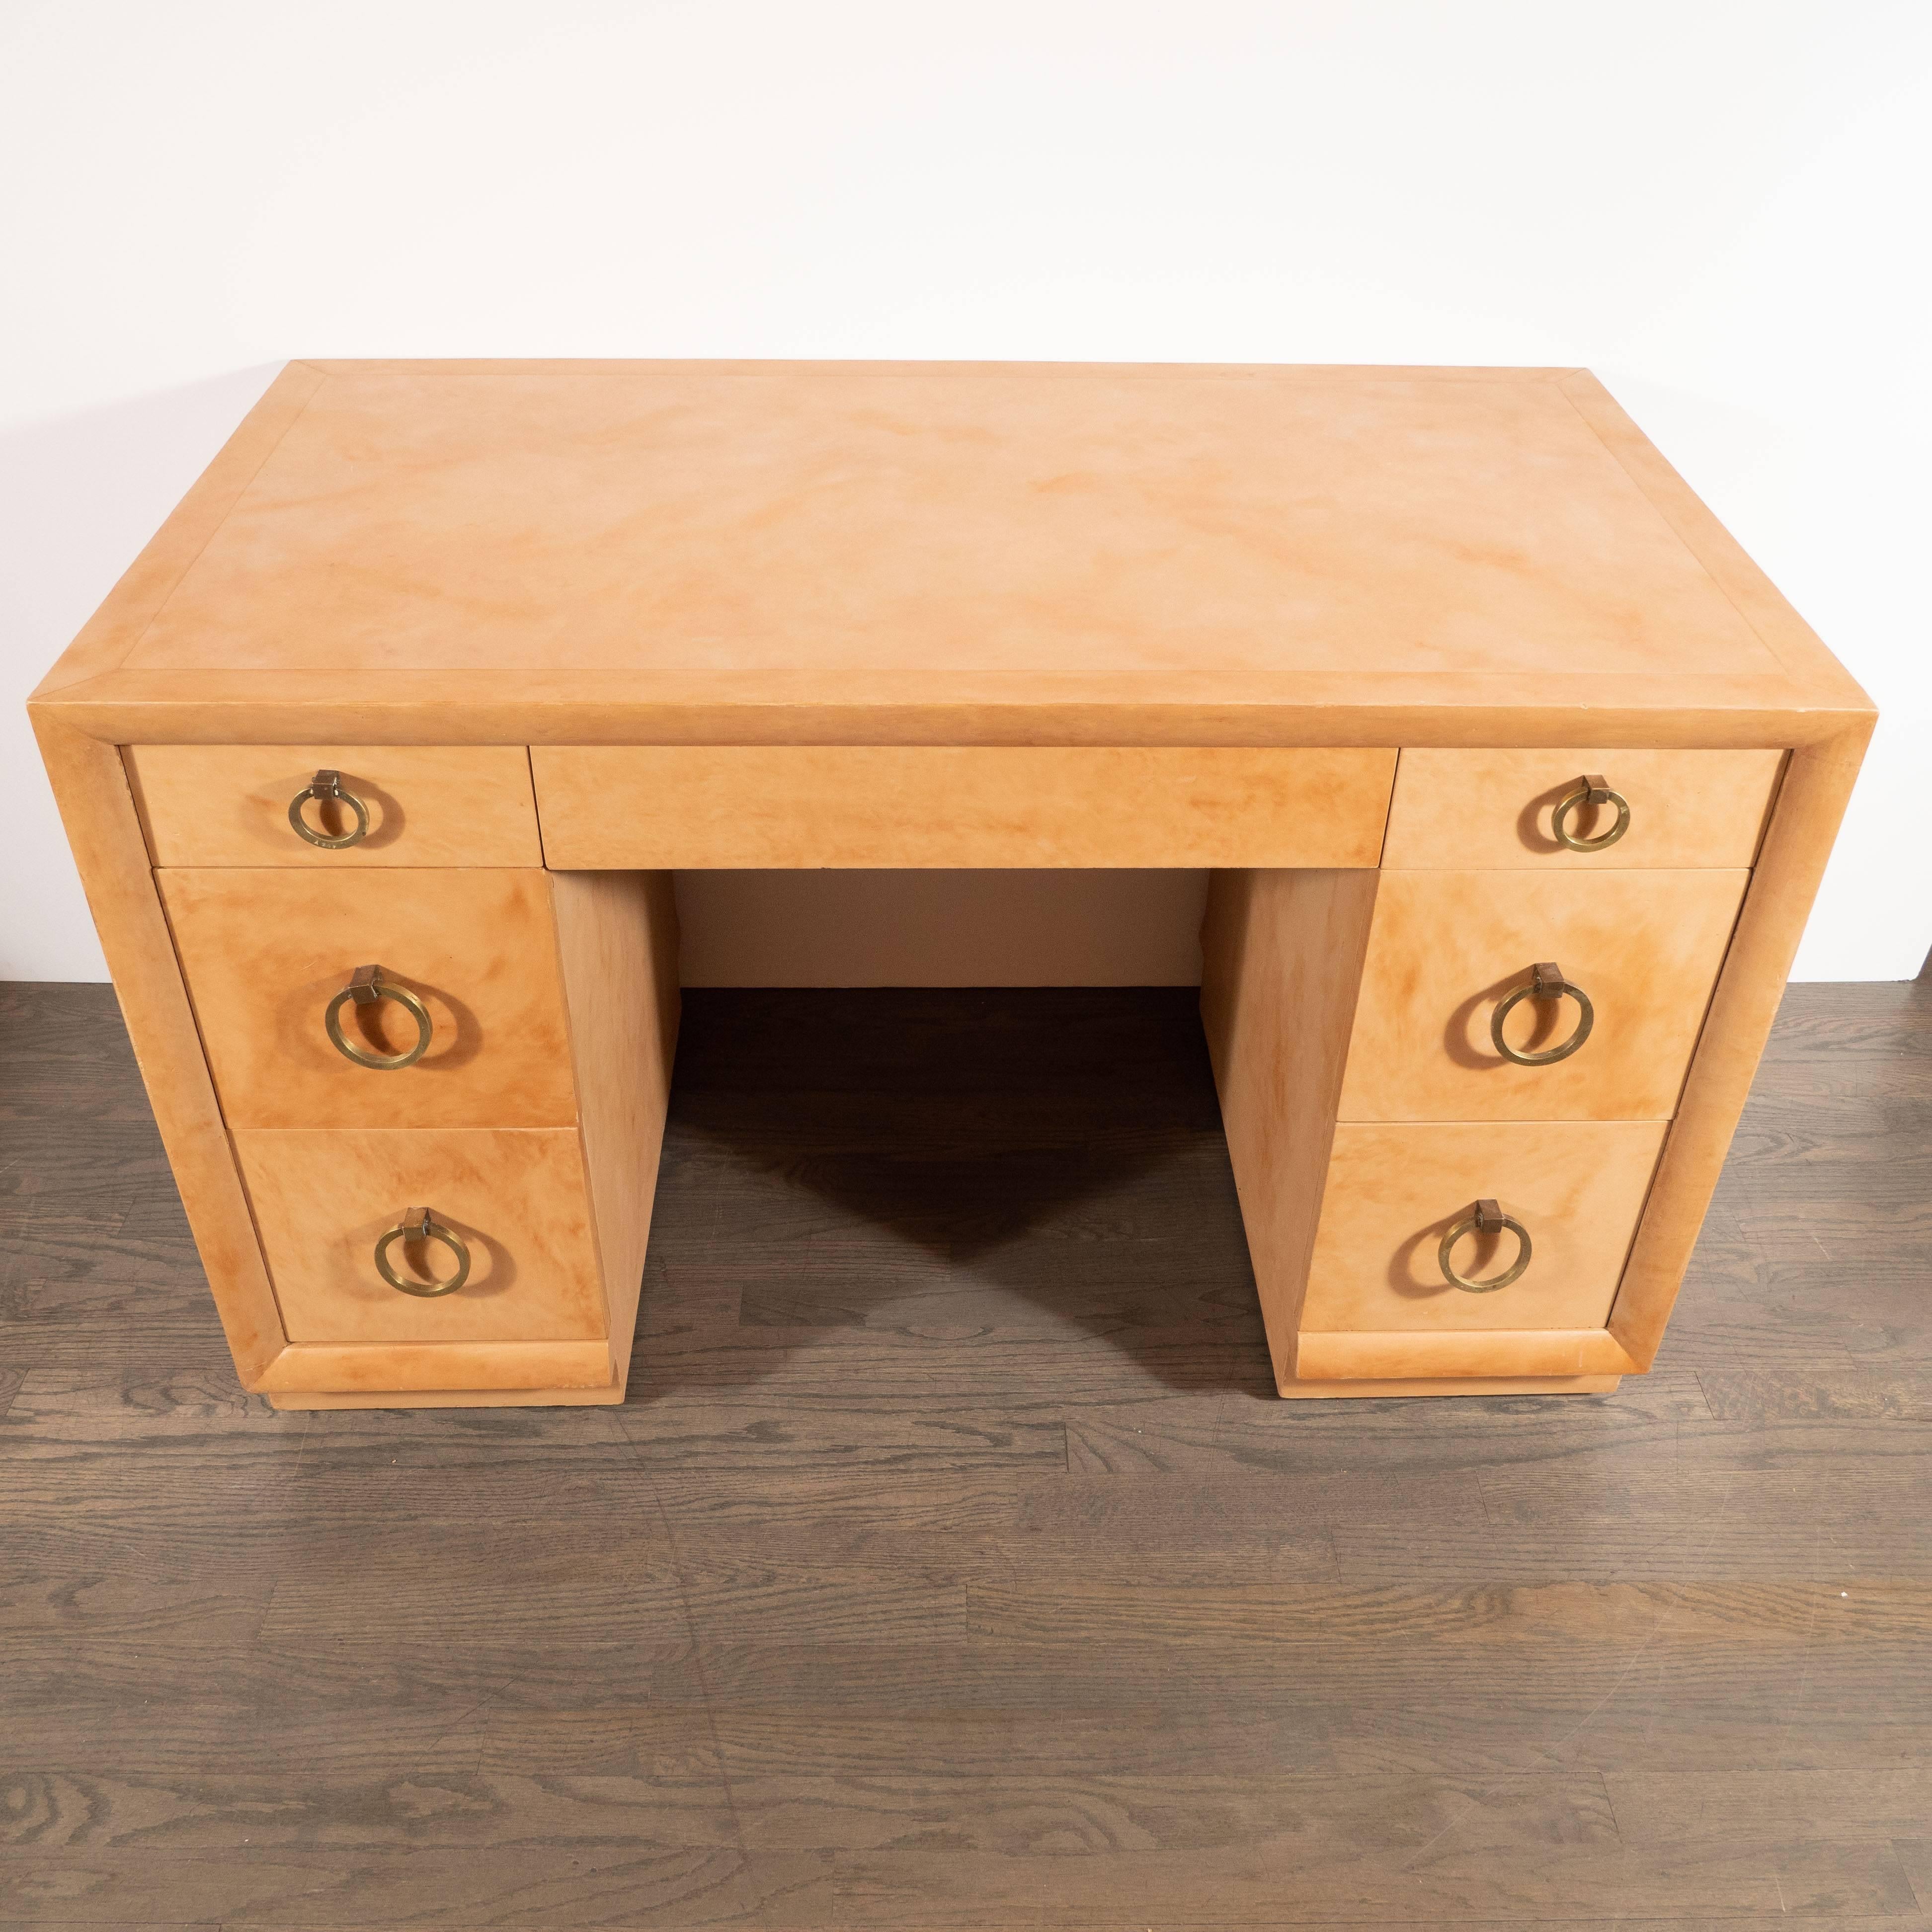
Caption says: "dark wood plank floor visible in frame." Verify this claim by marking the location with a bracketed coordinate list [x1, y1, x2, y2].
[1, 978, 1929, 1931]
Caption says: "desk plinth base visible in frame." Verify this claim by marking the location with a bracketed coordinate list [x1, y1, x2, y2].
[1276, 1373, 1621, 1399]
[268, 1378, 628, 1410]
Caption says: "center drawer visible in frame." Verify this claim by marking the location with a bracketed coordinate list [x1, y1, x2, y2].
[531, 745, 1397, 869]
[159, 869, 578, 1129]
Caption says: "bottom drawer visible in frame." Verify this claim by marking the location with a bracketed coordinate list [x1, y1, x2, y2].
[1300, 1121, 1667, 1338]
[235, 1128, 609, 1345]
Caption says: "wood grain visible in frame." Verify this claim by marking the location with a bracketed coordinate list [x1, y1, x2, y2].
[25, 717, 286, 1382]
[1610, 723, 1874, 1365]
[0, 979, 1929, 1930]
[254, 1338, 615, 1394]
[532, 745, 1395, 869]
[1199, 868, 1380, 1386]
[107, 366, 1793, 689]
[1382, 747, 1784, 869]
[1303, 1120, 1667, 1336]
[125, 742, 542, 867]
[231, 1127, 608, 1347]
[1294, 1328, 1640, 1380]
[158, 866, 579, 1128]
[550, 869, 681, 1400]
[33, 364, 1874, 749]
[1337, 868, 1748, 1121]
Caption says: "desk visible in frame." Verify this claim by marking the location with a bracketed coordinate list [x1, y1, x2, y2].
[30, 361, 1874, 1407]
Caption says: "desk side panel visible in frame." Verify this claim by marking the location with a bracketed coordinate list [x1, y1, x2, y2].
[1609, 723, 1872, 1365]
[28, 711, 287, 1381]
[1200, 867, 1381, 1388]
[549, 870, 681, 1397]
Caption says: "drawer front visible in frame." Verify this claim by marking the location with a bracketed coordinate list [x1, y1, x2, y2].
[531, 746, 1396, 868]
[160, 870, 577, 1128]
[1300, 1122, 1667, 1336]
[126, 745, 542, 867]
[1338, 870, 1747, 1122]
[234, 1128, 607, 1345]
[1382, 748, 1782, 869]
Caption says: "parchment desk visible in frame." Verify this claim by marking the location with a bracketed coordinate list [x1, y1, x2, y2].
[30, 362, 1873, 1408]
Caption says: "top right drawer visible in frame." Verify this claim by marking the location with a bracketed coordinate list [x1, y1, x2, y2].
[1383, 749, 1785, 869]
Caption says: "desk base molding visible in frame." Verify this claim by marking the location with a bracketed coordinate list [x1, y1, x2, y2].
[267, 1378, 627, 1410]
[1277, 1374, 1622, 1400]
[251, 1339, 616, 1395]
[1292, 1328, 1643, 1382]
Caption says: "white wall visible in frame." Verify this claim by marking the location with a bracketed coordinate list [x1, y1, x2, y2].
[4, 0, 1927, 982]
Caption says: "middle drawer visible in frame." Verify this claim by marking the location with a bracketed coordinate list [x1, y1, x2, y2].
[160, 869, 579, 1129]
[1338, 869, 1748, 1122]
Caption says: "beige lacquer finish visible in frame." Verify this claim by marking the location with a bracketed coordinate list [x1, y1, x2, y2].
[234, 1128, 607, 1346]
[159, 869, 577, 1128]
[546, 869, 681, 1401]
[533, 746, 1395, 869]
[1199, 866, 1379, 1389]
[28, 360, 1876, 1406]
[1383, 748, 1784, 869]
[126, 745, 542, 867]
[1303, 1122, 1669, 1336]
[1339, 870, 1750, 1122]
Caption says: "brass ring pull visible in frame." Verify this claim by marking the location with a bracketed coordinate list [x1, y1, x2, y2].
[1552, 772, 1630, 852]
[323, 965, 433, 1070]
[1490, 960, 1594, 1066]
[1439, 1198, 1532, 1294]
[288, 769, 370, 848]
[374, 1208, 471, 1297]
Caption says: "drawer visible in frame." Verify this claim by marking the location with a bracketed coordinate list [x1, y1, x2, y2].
[159, 870, 577, 1128]
[1300, 1122, 1667, 1336]
[1337, 870, 1747, 1121]
[234, 1128, 608, 1345]
[126, 745, 542, 867]
[1382, 748, 1782, 868]
[531, 746, 1396, 868]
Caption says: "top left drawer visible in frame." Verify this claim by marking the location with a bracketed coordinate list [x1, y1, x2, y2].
[124, 747, 543, 868]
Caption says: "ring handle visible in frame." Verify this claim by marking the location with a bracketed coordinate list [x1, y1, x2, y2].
[374, 1208, 472, 1297]
[1552, 773, 1630, 853]
[1439, 1198, 1532, 1294]
[1490, 960, 1594, 1066]
[323, 965, 433, 1070]
[288, 769, 371, 849]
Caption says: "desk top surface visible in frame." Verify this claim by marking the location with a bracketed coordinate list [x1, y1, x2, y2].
[37, 361, 1869, 746]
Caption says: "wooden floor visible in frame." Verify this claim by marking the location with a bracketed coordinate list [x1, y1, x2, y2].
[1, 979, 1929, 1931]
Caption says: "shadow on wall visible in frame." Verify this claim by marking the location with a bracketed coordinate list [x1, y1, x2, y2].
[1, 365, 285, 980]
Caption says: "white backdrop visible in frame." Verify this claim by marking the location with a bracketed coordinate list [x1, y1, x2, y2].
[3, 0, 1928, 982]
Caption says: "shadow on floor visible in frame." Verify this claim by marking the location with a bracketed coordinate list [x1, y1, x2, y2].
[633, 987, 1275, 1399]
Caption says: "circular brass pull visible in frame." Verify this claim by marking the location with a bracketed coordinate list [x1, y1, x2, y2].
[323, 965, 433, 1070]
[1490, 960, 1594, 1066]
[375, 1208, 471, 1297]
[1552, 772, 1630, 852]
[1439, 1198, 1532, 1294]
[288, 769, 370, 848]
